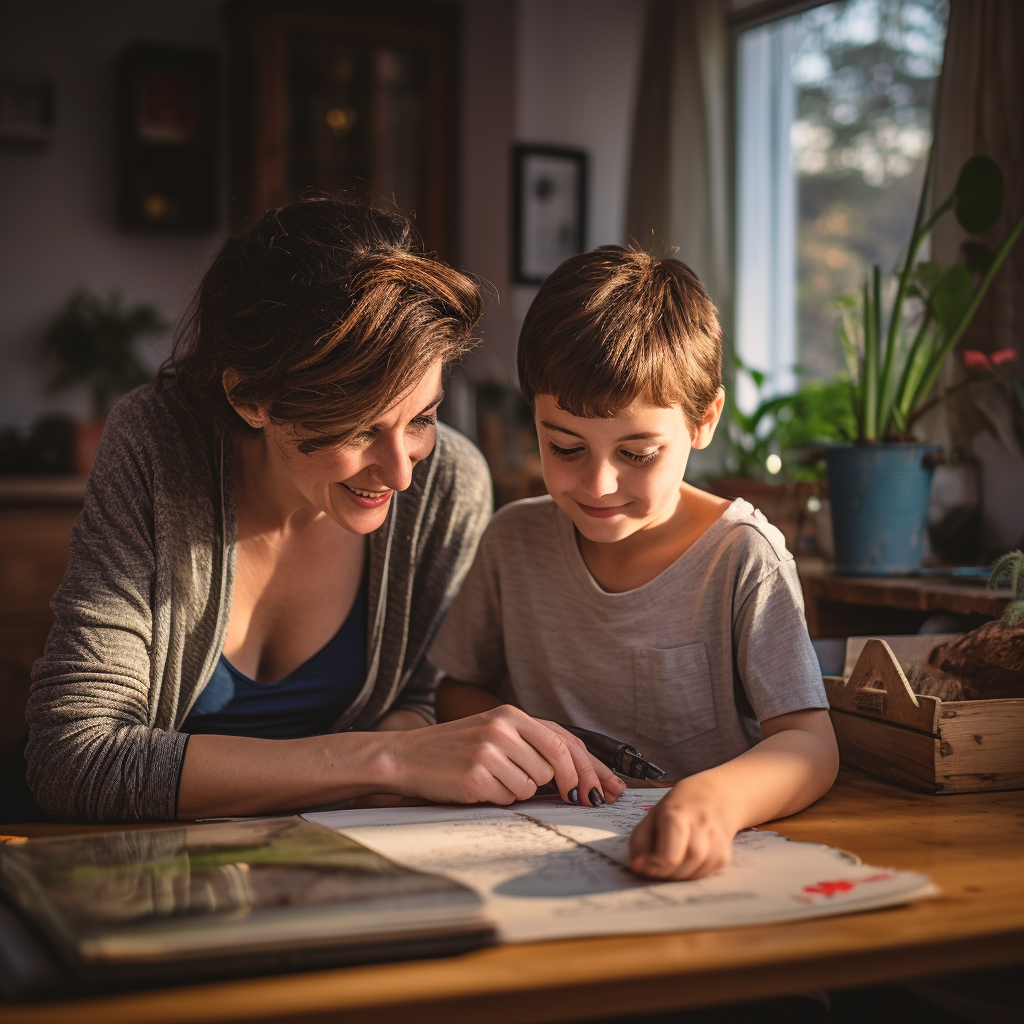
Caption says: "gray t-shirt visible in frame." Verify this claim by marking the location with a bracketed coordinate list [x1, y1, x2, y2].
[429, 496, 826, 780]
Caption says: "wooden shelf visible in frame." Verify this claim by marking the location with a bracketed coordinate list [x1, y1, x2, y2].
[798, 561, 1010, 638]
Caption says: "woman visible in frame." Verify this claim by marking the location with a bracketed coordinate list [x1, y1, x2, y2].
[26, 197, 618, 822]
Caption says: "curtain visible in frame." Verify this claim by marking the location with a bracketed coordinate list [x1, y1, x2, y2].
[930, 0, 1024, 553]
[625, 0, 733, 474]
[625, 0, 732, 319]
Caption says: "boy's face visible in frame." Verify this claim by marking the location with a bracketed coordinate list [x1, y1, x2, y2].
[534, 393, 721, 544]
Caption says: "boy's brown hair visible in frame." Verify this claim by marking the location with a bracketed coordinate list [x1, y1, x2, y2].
[517, 246, 721, 429]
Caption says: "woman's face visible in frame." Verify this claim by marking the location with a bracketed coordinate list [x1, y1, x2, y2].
[247, 361, 444, 534]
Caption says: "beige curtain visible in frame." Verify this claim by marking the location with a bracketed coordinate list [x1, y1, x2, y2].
[625, 0, 732, 319]
[930, 0, 1024, 552]
[932, 0, 1024, 359]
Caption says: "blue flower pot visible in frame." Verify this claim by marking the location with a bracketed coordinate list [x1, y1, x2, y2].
[825, 443, 942, 576]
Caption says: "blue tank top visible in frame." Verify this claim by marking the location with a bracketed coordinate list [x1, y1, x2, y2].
[182, 577, 368, 740]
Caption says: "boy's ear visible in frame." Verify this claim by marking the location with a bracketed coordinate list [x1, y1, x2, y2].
[691, 388, 725, 450]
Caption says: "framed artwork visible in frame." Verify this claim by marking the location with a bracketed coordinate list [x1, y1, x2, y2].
[115, 44, 219, 231]
[0, 73, 54, 149]
[513, 145, 588, 284]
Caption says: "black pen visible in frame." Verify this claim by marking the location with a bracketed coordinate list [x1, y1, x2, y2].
[558, 724, 666, 781]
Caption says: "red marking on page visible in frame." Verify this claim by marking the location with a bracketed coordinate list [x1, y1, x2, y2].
[804, 880, 855, 897]
[802, 873, 895, 899]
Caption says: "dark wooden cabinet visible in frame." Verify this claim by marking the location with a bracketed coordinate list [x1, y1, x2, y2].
[0, 479, 84, 765]
[226, 0, 460, 261]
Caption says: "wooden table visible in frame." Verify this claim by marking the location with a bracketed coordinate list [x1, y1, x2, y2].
[4, 768, 1023, 1024]
[799, 562, 1011, 638]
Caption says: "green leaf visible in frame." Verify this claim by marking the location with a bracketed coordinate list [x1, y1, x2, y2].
[907, 213, 1024, 418]
[961, 241, 995, 274]
[41, 289, 167, 416]
[929, 265, 972, 332]
[912, 260, 943, 292]
[954, 155, 1004, 235]
[862, 272, 880, 440]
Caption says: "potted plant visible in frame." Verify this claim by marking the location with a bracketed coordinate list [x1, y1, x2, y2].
[711, 356, 856, 553]
[42, 290, 166, 474]
[826, 154, 1024, 574]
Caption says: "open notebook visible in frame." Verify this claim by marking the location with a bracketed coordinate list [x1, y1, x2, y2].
[307, 789, 937, 944]
[0, 817, 493, 1000]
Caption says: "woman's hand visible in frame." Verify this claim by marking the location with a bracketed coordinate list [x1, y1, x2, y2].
[629, 776, 737, 880]
[533, 720, 626, 807]
[383, 705, 623, 807]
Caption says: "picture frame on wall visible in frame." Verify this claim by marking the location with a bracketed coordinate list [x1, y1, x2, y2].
[0, 73, 55, 149]
[115, 43, 219, 231]
[513, 145, 587, 284]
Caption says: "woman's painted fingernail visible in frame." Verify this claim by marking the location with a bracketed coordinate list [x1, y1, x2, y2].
[589, 788, 604, 806]
[568, 787, 579, 804]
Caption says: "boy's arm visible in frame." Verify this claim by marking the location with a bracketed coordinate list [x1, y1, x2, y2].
[630, 708, 839, 880]
[435, 677, 504, 721]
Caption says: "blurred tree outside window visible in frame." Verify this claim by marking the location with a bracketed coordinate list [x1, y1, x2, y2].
[735, 0, 949, 406]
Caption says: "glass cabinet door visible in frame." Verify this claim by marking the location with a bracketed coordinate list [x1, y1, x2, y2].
[227, 2, 457, 260]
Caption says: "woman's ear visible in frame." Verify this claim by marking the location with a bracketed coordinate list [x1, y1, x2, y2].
[691, 388, 725, 450]
[221, 369, 269, 430]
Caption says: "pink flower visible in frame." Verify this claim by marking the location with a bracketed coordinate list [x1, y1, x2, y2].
[963, 350, 991, 370]
[991, 349, 1018, 365]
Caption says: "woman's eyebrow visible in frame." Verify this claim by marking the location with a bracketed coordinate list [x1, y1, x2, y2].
[419, 391, 445, 415]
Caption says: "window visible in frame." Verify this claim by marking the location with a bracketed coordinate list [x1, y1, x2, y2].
[734, 0, 948, 411]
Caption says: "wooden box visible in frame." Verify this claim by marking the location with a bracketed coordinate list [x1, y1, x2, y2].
[824, 635, 1024, 794]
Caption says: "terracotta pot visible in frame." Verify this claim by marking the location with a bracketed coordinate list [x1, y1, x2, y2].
[74, 419, 106, 476]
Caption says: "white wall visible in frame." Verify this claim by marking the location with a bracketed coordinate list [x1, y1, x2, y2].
[0, 0, 229, 428]
[508, 0, 647, 363]
[456, 0, 519, 385]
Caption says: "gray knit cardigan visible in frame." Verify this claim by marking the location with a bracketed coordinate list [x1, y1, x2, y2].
[26, 384, 492, 822]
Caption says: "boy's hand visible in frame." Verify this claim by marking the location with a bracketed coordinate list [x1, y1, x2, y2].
[629, 776, 737, 880]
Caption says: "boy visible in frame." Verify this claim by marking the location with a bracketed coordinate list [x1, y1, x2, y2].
[430, 247, 838, 881]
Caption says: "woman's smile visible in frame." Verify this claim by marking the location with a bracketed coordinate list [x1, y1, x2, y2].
[340, 482, 393, 508]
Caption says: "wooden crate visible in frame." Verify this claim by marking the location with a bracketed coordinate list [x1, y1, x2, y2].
[824, 635, 1024, 794]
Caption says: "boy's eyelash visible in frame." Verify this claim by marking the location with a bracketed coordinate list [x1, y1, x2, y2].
[622, 449, 659, 464]
[547, 441, 659, 465]
[548, 441, 584, 459]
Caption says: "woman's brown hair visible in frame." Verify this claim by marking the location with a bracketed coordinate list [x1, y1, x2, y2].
[517, 246, 721, 429]
[163, 196, 483, 449]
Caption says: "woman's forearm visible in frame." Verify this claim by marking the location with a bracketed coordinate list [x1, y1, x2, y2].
[177, 705, 613, 819]
[375, 708, 431, 731]
[177, 731, 398, 819]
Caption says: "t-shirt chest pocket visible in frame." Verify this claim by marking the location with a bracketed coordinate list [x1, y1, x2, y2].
[632, 643, 717, 747]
